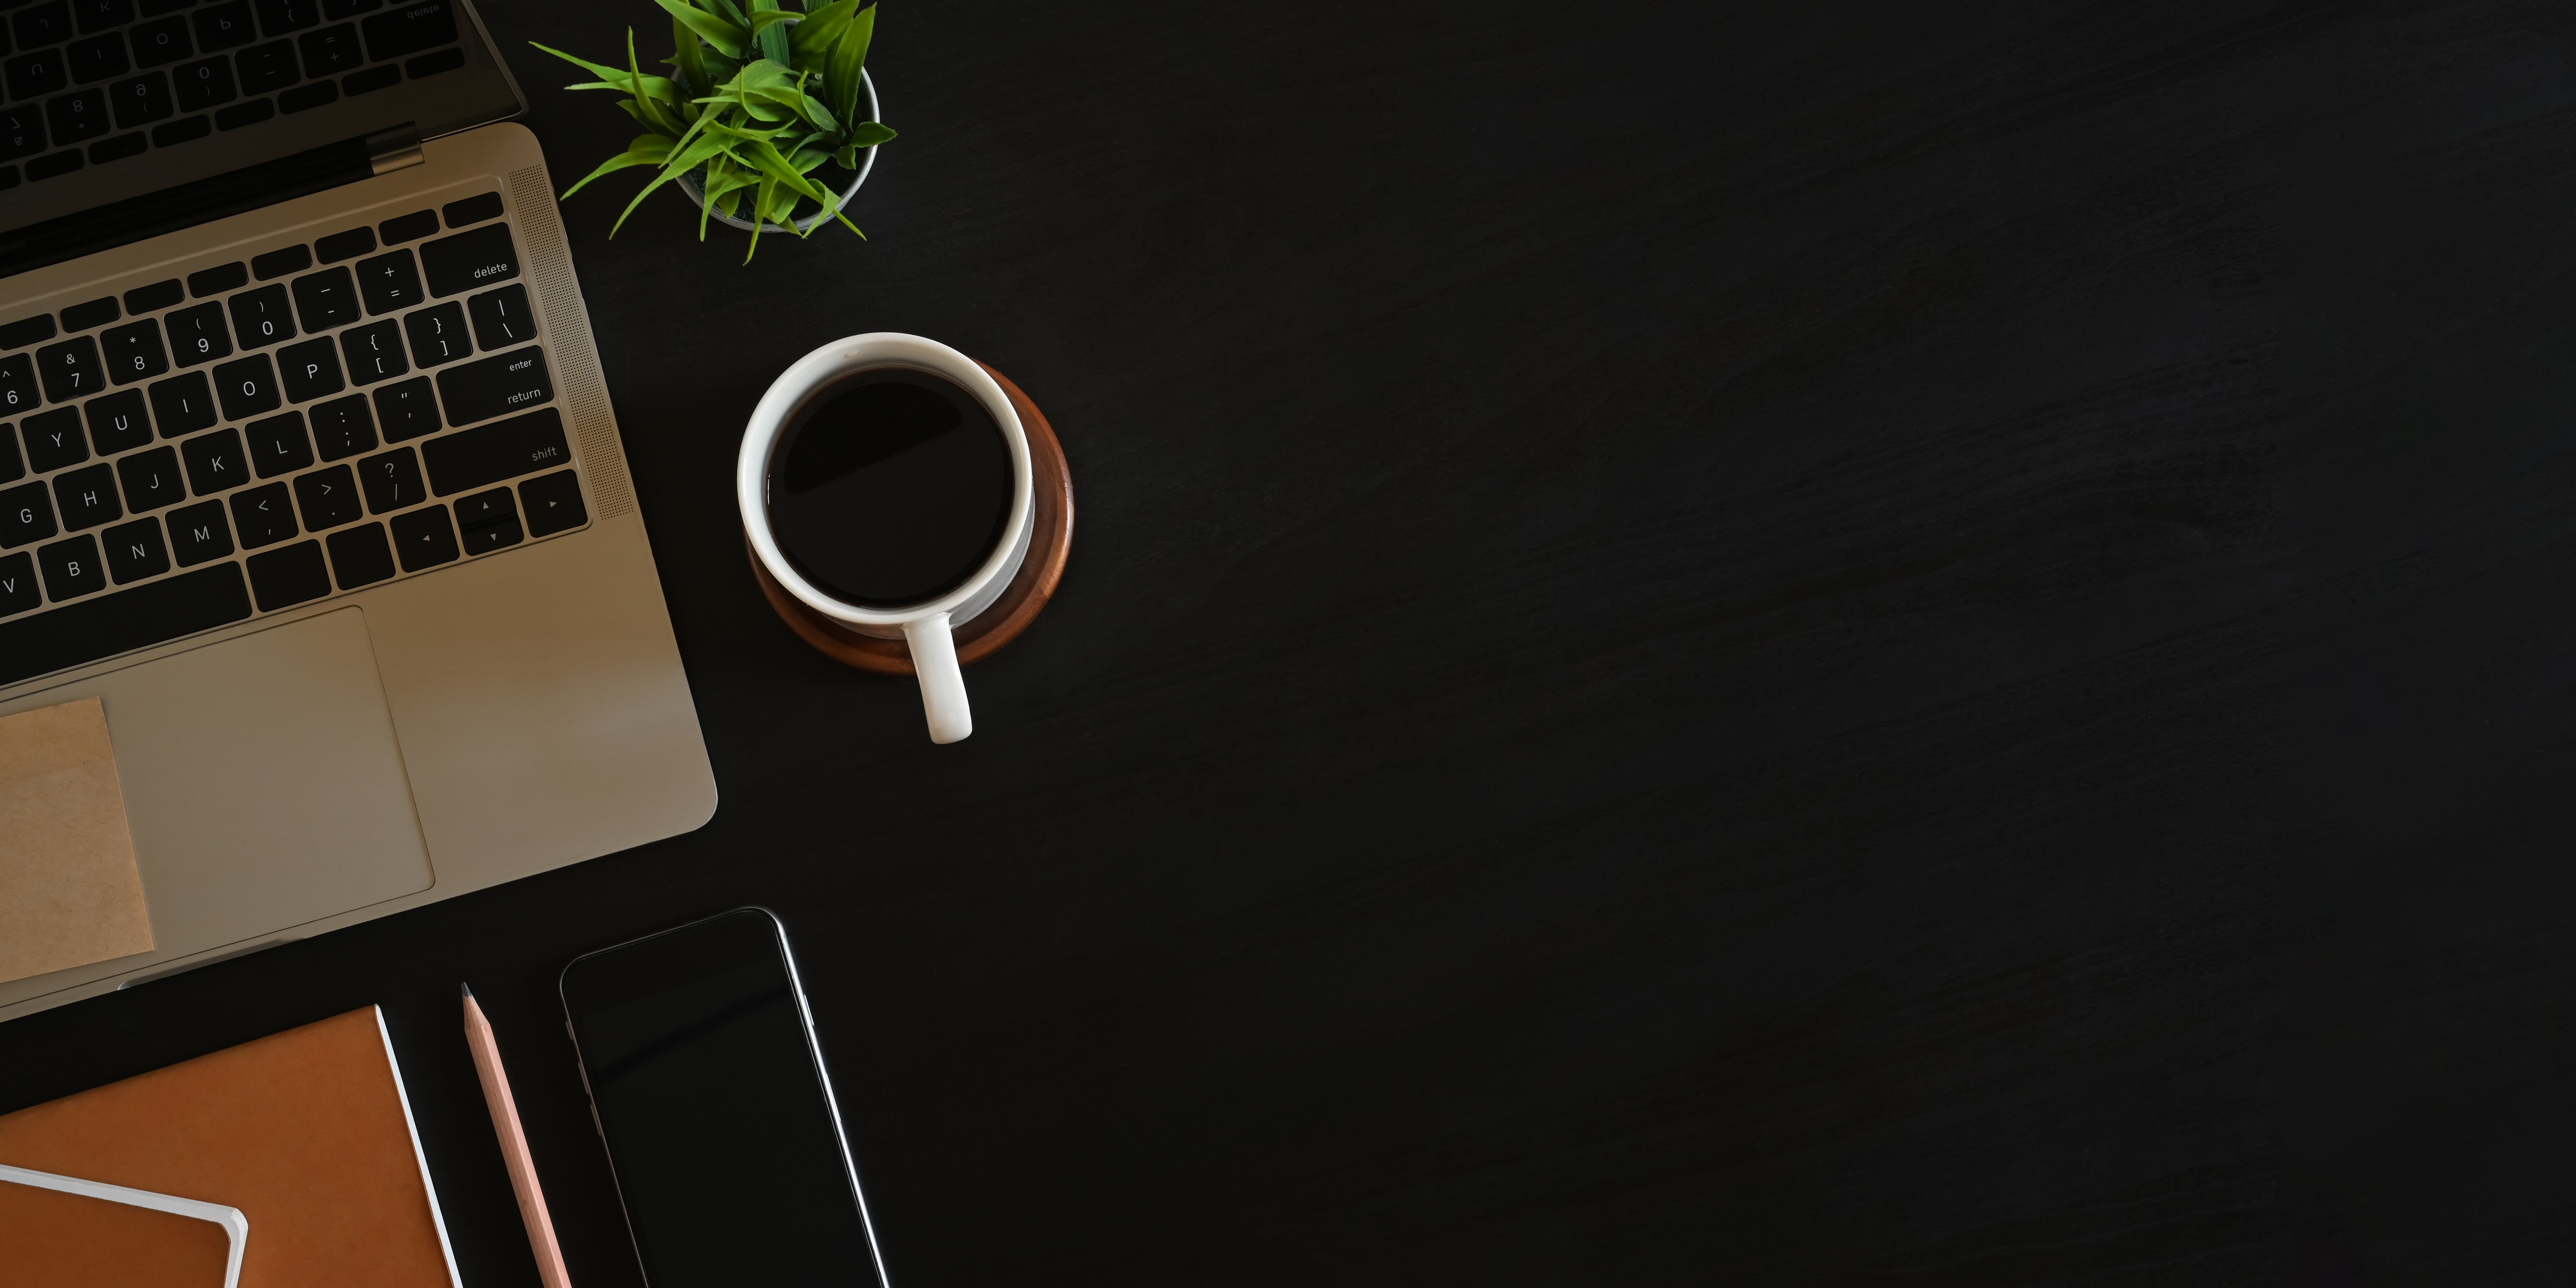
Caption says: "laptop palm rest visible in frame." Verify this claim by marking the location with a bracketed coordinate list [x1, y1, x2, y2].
[0, 608, 431, 997]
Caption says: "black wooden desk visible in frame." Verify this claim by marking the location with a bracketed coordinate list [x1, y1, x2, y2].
[5, 2, 2563, 1282]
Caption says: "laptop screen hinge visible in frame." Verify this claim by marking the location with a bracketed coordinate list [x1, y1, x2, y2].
[367, 125, 424, 176]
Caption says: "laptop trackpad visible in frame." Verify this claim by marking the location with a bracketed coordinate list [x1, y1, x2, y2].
[0, 608, 432, 968]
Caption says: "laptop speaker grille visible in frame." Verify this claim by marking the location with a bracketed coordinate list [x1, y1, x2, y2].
[509, 163, 636, 521]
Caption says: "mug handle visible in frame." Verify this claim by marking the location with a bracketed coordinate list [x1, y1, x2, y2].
[902, 613, 974, 743]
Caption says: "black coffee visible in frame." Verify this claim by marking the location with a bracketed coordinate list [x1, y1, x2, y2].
[768, 367, 1013, 608]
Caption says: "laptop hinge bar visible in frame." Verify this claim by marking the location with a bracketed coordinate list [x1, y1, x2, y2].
[368, 125, 425, 176]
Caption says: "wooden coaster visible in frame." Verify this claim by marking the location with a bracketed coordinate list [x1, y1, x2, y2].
[748, 363, 1073, 675]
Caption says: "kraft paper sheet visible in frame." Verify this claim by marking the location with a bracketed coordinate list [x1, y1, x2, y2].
[0, 697, 153, 985]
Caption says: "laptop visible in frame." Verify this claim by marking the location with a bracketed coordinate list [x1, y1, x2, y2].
[0, 0, 717, 1023]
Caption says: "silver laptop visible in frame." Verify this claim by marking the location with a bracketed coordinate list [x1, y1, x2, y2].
[0, 0, 717, 1022]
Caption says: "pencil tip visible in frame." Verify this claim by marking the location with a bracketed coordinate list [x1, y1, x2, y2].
[460, 982, 473, 1000]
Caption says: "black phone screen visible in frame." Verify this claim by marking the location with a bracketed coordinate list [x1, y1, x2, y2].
[560, 908, 888, 1287]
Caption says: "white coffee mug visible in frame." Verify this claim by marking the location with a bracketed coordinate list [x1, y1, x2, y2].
[739, 333, 1036, 744]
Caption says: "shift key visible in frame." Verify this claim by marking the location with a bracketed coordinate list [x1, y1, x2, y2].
[425, 407, 571, 497]
[435, 344, 552, 425]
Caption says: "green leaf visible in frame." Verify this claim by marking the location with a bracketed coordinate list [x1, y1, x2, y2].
[826, 4, 873, 129]
[650, 0, 744, 58]
[529, 41, 631, 83]
[558, 134, 675, 201]
[843, 120, 895, 148]
[670, 14, 711, 94]
[624, 28, 681, 134]
[788, 0, 856, 72]
[750, 0, 791, 65]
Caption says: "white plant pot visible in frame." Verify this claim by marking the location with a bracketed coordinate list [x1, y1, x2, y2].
[677, 67, 880, 234]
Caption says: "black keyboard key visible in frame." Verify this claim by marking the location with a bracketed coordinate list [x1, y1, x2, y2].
[388, 501, 450, 569]
[225, 282, 292, 347]
[52, 461, 116, 528]
[123, 277, 182, 313]
[251, 0, 313, 35]
[289, 265, 356, 330]
[0, 353, 36, 414]
[100, 317, 166, 383]
[116, 443, 181, 510]
[46, 86, 105, 142]
[358, 0, 444, 60]
[441, 190, 500, 228]
[432, 344, 546, 426]
[147, 370, 213, 435]
[307, 391, 369, 458]
[465, 283, 533, 349]
[141, 0, 199, 15]
[13, 2, 69, 49]
[0, 104, 43, 160]
[21, 406, 81, 470]
[211, 352, 276, 419]
[101, 514, 164, 581]
[423, 406, 567, 496]
[39, 531, 104, 597]
[186, 259, 244, 296]
[338, 317, 403, 385]
[243, 408, 305, 476]
[312, 225, 369, 263]
[178, 425, 238, 493]
[211, 95, 264, 128]
[450, 482, 506, 529]
[130, 14, 189, 66]
[322, 0, 379, 16]
[324, 518, 387, 586]
[72, 0, 132, 35]
[245, 537, 322, 608]
[67, 31, 122, 81]
[249, 242, 306, 279]
[375, 207, 433, 243]
[355, 444, 415, 512]
[0, 551, 35, 617]
[0, 424, 18, 483]
[0, 478, 55, 546]
[227, 478, 290, 545]
[166, 496, 228, 564]
[293, 19, 350, 71]
[58, 295, 114, 331]
[2, 318, 58, 352]
[400, 44, 454, 78]
[353, 246, 419, 313]
[339, 60, 390, 94]
[460, 511, 518, 553]
[0, 560, 250, 683]
[276, 335, 339, 402]
[275, 76, 325, 111]
[20, 148, 76, 180]
[171, 51, 228, 108]
[164, 299, 228, 364]
[87, 128, 143, 163]
[418, 220, 515, 298]
[371, 374, 432, 439]
[291, 460, 354, 528]
[7, 48, 67, 100]
[35, 334, 101, 400]
[191, 0, 250, 50]
[402, 300, 465, 367]
[84, 388, 148, 452]
[148, 111, 205, 144]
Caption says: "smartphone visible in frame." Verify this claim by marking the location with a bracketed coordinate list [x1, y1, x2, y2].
[560, 907, 891, 1287]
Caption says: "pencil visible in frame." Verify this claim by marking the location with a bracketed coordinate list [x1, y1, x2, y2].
[462, 982, 575, 1288]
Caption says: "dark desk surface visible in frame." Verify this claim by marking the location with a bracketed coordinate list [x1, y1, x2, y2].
[6, 2, 2565, 1282]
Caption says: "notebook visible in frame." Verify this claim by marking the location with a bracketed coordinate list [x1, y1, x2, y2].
[0, 1161, 248, 1288]
[0, 1005, 460, 1287]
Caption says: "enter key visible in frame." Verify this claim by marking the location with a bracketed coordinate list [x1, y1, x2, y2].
[434, 345, 552, 426]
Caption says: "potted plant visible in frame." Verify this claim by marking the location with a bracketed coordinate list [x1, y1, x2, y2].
[535, 0, 897, 261]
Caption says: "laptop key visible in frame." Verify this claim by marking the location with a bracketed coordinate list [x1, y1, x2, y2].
[45, 87, 106, 143]
[402, 300, 466, 367]
[358, 0, 447, 61]
[8, 50, 67, 100]
[67, 32, 122, 82]
[249, 242, 307, 279]
[140, 0, 196, 15]
[23, 147, 78, 180]
[290, 265, 356, 330]
[244, 409, 308, 476]
[109, 69, 172, 125]
[1, 478, 56, 547]
[35, 334, 101, 400]
[148, 111, 207, 145]
[227, 478, 292, 546]
[192, 0, 252, 52]
[122, 278, 182, 314]
[295, 20, 352, 72]
[253, 0, 316, 36]
[52, 461, 117, 529]
[325, 519, 389, 586]
[518, 469, 585, 537]
[276, 335, 340, 402]
[23, 406, 84, 470]
[148, 369, 214, 435]
[312, 225, 371, 264]
[308, 392, 371, 458]
[172, 52, 230, 109]
[419, 220, 516, 297]
[376, 207, 435, 244]
[388, 502, 452, 570]
[433, 344, 547, 425]
[84, 387, 149, 452]
[292, 461, 355, 529]
[0, 353, 35, 413]
[322, 0, 381, 16]
[441, 191, 500, 227]
[178, 425, 240, 493]
[116, 444, 181, 511]
[354, 246, 421, 313]
[226, 282, 292, 347]
[73, 0, 132, 36]
[211, 351, 277, 419]
[13, 3, 71, 50]
[465, 283, 533, 349]
[212, 95, 266, 128]
[450, 483, 507, 529]
[0, 559, 250, 683]
[0, 551, 35, 617]
[0, 424, 18, 483]
[341, 61, 392, 95]
[100, 317, 166, 383]
[164, 299, 228, 364]
[130, 15, 190, 67]
[355, 443, 416, 512]
[102, 514, 166, 582]
[245, 537, 324, 609]
[38, 532, 104, 599]
[371, 373, 433, 439]
[166, 497, 230, 564]
[0, 105, 43, 161]
[59, 295, 116, 331]
[339, 317, 404, 384]
[423, 406, 567, 496]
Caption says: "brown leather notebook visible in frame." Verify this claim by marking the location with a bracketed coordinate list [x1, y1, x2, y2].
[0, 1172, 239, 1286]
[0, 1007, 460, 1288]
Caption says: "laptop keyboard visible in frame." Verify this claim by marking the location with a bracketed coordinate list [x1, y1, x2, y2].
[0, 0, 466, 191]
[0, 188, 594, 686]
